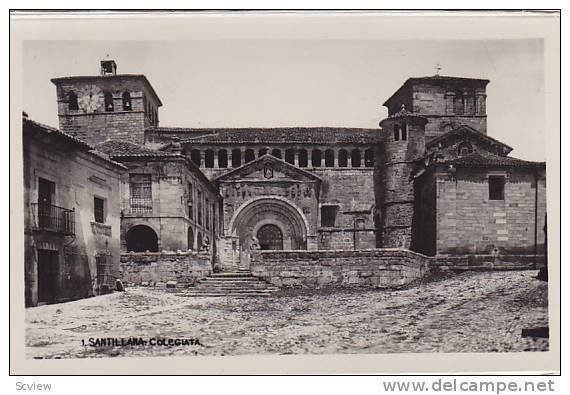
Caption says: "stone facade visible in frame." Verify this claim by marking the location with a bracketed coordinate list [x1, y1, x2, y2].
[38, 59, 547, 286]
[51, 61, 162, 146]
[250, 249, 431, 288]
[383, 77, 489, 140]
[120, 251, 212, 286]
[23, 117, 125, 306]
[422, 166, 546, 258]
[93, 146, 222, 265]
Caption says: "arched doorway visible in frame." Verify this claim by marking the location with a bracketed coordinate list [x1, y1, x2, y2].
[257, 224, 284, 250]
[229, 197, 308, 268]
[126, 225, 158, 252]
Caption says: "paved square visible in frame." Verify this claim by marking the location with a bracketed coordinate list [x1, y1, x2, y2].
[25, 271, 548, 359]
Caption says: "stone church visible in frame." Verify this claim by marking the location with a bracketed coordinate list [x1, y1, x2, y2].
[23, 58, 547, 304]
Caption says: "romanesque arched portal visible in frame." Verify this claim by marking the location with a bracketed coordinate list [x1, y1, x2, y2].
[228, 197, 308, 268]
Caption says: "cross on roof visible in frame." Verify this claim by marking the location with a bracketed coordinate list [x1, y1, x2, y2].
[435, 63, 442, 76]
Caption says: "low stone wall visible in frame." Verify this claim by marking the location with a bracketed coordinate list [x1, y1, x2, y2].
[434, 254, 546, 271]
[120, 251, 212, 287]
[250, 248, 431, 288]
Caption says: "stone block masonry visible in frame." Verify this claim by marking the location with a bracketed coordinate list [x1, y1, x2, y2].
[250, 248, 431, 288]
[120, 251, 212, 286]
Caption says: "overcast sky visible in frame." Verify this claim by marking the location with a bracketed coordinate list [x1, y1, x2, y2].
[23, 39, 545, 160]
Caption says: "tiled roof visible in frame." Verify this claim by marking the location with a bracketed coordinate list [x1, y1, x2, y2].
[383, 75, 489, 107]
[146, 126, 216, 137]
[95, 140, 178, 158]
[380, 105, 428, 125]
[23, 117, 92, 150]
[179, 127, 382, 145]
[427, 125, 513, 153]
[23, 116, 126, 170]
[438, 151, 545, 168]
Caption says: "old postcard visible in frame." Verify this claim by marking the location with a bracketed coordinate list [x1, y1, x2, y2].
[9, 10, 560, 374]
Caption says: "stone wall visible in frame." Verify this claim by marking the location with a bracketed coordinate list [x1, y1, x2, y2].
[23, 119, 124, 306]
[53, 77, 160, 145]
[384, 79, 488, 140]
[120, 251, 212, 286]
[314, 167, 377, 250]
[434, 254, 545, 270]
[120, 158, 219, 256]
[435, 167, 546, 256]
[250, 249, 431, 288]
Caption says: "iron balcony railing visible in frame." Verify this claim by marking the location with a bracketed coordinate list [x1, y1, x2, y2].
[130, 198, 153, 214]
[31, 203, 75, 235]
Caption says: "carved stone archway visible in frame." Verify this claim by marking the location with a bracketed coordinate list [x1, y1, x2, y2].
[229, 197, 308, 268]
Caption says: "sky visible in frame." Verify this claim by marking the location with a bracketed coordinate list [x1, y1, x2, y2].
[23, 39, 545, 160]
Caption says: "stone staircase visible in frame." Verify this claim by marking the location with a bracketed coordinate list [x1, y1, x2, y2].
[184, 269, 280, 297]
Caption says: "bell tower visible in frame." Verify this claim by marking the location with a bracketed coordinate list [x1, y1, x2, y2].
[378, 105, 427, 249]
[51, 58, 162, 146]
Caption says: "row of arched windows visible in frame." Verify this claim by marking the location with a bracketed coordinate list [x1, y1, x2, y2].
[67, 90, 133, 112]
[189, 148, 375, 169]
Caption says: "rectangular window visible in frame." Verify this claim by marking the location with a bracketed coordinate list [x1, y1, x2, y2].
[94, 197, 105, 223]
[130, 174, 152, 213]
[489, 176, 505, 200]
[321, 206, 338, 227]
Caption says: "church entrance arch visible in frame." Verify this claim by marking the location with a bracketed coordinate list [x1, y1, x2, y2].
[229, 197, 308, 268]
[257, 224, 284, 250]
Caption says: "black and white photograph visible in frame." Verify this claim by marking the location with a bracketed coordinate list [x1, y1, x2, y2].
[10, 10, 560, 375]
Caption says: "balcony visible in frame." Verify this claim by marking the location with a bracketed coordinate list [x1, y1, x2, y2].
[129, 198, 153, 214]
[31, 203, 75, 235]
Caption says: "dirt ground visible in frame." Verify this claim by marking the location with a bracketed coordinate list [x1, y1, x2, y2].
[25, 270, 549, 359]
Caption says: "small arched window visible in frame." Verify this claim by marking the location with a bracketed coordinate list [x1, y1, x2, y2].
[393, 124, 400, 141]
[122, 91, 132, 111]
[68, 92, 78, 110]
[271, 149, 282, 159]
[338, 149, 348, 167]
[258, 148, 268, 157]
[104, 92, 114, 112]
[218, 149, 228, 168]
[298, 149, 308, 167]
[232, 149, 242, 168]
[324, 149, 335, 167]
[401, 123, 407, 141]
[204, 149, 214, 168]
[311, 149, 322, 167]
[364, 149, 374, 167]
[285, 149, 295, 165]
[190, 149, 201, 167]
[351, 149, 361, 167]
[244, 149, 255, 163]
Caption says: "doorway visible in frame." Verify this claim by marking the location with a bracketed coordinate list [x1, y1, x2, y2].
[257, 224, 284, 250]
[37, 250, 58, 303]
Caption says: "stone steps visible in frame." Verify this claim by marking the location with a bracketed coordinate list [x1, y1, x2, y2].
[183, 270, 279, 297]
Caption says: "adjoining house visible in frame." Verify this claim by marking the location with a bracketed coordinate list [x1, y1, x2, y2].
[23, 115, 126, 306]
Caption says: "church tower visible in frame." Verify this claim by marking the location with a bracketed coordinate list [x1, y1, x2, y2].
[378, 105, 427, 249]
[382, 75, 489, 141]
[51, 58, 162, 146]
